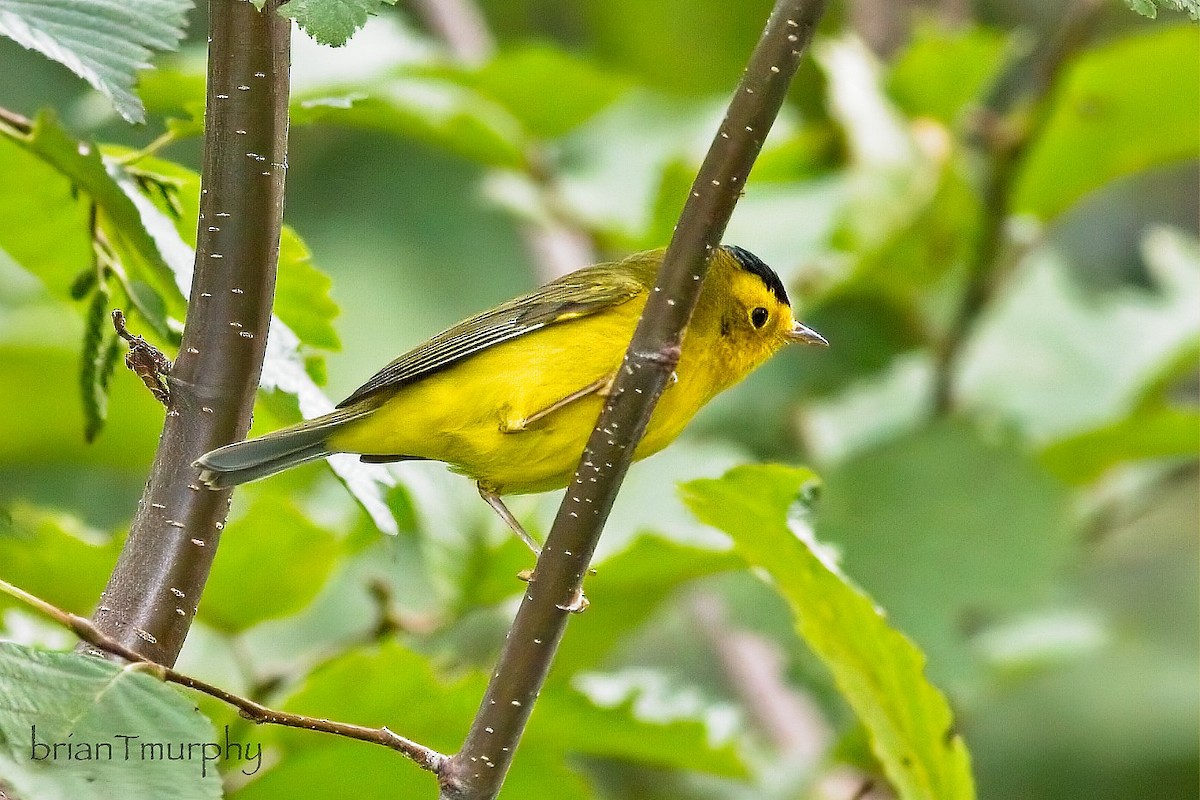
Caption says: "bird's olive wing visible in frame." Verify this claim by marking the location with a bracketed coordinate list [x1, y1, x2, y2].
[336, 264, 647, 408]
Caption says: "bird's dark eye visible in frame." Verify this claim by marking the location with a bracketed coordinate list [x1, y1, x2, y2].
[751, 307, 769, 328]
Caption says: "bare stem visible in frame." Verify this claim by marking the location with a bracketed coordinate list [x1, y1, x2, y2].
[86, 0, 291, 666]
[437, 2, 828, 798]
[2, 579, 446, 773]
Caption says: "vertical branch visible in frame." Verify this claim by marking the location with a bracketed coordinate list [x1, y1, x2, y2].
[437, 2, 828, 798]
[930, 0, 1103, 414]
[87, 0, 291, 666]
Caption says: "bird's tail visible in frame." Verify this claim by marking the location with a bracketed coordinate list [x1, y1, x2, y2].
[194, 408, 365, 489]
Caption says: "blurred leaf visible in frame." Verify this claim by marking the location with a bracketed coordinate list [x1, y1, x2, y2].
[1014, 26, 1200, 218]
[0, 0, 189, 123]
[137, 67, 206, 120]
[793, 289, 926, 397]
[292, 80, 526, 167]
[2, 112, 183, 328]
[0, 344, 163, 469]
[275, 232, 342, 350]
[537, 676, 745, 777]
[468, 44, 630, 139]
[887, 25, 1009, 126]
[1041, 407, 1198, 484]
[850, 159, 980, 294]
[0, 134, 92, 302]
[960, 229, 1200, 441]
[0, 642, 220, 800]
[553, 536, 743, 678]
[641, 158, 694, 249]
[813, 423, 1071, 682]
[1040, 336, 1200, 483]
[238, 640, 740, 798]
[281, 0, 398, 48]
[199, 496, 342, 632]
[683, 464, 976, 800]
[0, 504, 119, 616]
[79, 287, 120, 442]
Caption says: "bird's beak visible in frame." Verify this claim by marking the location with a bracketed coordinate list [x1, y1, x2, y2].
[786, 321, 829, 346]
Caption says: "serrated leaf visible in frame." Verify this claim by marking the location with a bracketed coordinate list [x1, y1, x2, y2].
[109, 153, 395, 533]
[198, 496, 341, 632]
[0, 642, 221, 800]
[0, 0, 190, 124]
[682, 465, 976, 800]
[1014, 26, 1200, 218]
[275, 233, 341, 350]
[281, 0, 398, 48]
[2, 112, 183, 322]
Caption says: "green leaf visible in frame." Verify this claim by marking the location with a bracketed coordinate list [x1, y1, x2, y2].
[1040, 337, 1200, 482]
[198, 496, 342, 632]
[0, 135, 92, 302]
[281, 0, 398, 47]
[0, 504, 121, 617]
[553, 536, 743, 678]
[2, 112, 184, 324]
[0, 642, 221, 800]
[682, 464, 976, 800]
[887, 25, 1009, 125]
[1014, 26, 1200, 218]
[274, 232, 341, 350]
[959, 230, 1200, 441]
[0, 343, 164, 469]
[292, 84, 525, 167]
[812, 423, 1072, 684]
[80, 287, 113, 442]
[235, 640, 740, 799]
[0, 0, 190, 124]
[468, 44, 630, 139]
[1125, 0, 1159, 15]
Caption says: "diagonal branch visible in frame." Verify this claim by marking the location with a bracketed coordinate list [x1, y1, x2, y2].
[3, 578, 446, 773]
[85, 0, 291, 667]
[437, 2, 829, 798]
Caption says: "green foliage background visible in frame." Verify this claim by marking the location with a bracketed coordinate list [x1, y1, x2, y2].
[0, 1, 1196, 798]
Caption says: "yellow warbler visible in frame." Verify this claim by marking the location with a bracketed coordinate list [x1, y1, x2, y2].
[196, 245, 826, 549]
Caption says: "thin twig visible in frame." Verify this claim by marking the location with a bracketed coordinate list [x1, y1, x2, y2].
[0, 578, 446, 774]
[437, 2, 828, 798]
[112, 309, 172, 405]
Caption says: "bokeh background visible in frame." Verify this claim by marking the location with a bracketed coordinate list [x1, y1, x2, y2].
[1, 1, 1197, 798]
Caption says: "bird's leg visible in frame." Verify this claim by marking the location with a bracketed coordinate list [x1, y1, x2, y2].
[477, 484, 541, 555]
[500, 373, 616, 433]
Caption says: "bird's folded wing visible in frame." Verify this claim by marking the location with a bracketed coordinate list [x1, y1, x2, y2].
[337, 264, 646, 408]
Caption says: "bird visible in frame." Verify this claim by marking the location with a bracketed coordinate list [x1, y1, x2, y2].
[195, 244, 826, 553]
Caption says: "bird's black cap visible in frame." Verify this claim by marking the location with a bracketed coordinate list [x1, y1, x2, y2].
[722, 245, 790, 307]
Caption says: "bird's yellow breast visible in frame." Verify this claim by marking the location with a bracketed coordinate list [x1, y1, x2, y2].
[328, 293, 738, 494]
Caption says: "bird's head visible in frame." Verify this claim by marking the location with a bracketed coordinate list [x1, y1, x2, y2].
[710, 243, 826, 351]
